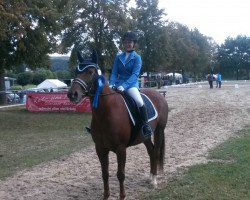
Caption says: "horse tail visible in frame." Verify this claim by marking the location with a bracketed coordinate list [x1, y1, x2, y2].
[154, 125, 165, 171]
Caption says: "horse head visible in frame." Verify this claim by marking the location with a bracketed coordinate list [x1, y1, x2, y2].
[67, 50, 103, 104]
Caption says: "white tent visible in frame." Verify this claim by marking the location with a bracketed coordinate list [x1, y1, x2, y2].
[37, 79, 67, 90]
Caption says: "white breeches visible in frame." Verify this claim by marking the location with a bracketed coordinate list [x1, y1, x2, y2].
[127, 87, 144, 107]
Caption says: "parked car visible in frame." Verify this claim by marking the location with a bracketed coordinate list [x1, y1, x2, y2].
[6, 92, 20, 103]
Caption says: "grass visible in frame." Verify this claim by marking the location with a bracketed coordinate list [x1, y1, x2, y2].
[142, 127, 250, 200]
[0, 106, 92, 180]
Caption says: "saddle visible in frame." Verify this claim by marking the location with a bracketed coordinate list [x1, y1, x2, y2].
[121, 91, 158, 145]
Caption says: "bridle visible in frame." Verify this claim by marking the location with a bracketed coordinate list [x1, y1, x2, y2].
[71, 76, 117, 97]
[72, 78, 89, 96]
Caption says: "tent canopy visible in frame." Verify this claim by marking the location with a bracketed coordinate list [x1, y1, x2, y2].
[37, 79, 67, 90]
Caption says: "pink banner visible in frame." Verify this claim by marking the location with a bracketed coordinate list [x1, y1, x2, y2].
[26, 92, 91, 112]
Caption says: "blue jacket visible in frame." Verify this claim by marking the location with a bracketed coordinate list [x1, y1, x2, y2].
[217, 74, 222, 81]
[109, 50, 142, 89]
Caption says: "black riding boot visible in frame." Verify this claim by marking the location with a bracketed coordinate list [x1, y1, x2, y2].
[139, 105, 153, 139]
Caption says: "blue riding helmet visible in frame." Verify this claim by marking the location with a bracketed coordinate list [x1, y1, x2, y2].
[122, 31, 138, 43]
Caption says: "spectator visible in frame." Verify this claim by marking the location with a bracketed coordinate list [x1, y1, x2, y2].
[216, 72, 222, 88]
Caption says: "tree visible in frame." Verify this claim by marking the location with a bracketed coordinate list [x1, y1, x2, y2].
[0, 0, 68, 104]
[218, 35, 250, 79]
[32, 69, 54, 85]
[54, 70, 71, 80]
[17, 72, 33, 86]
[190, 28, 214, 78]
[133, 0, 170, 73]
[164, 22, 214, 80]
[0, 0, 29, 103]
[167, 22, 194, 73]
[60, 0, 132, 73]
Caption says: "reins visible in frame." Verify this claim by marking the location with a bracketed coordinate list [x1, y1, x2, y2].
[87, 91, 117, 97]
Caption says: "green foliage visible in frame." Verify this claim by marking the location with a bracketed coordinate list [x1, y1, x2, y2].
[0, 0, 69, 103]
[0, 1, 29, 68]
[10, 84, 37, 90]
[17, 72, 33, 86]
[11, 67, 70, 87]
[32, 71, 47, 85]
[1, 0, 249, 98]
[142, 127, 250, 200]
[32, 69, 55, 85]
[134, 0, 170, 72]
[218, 35, 250, 79]
[54, 70, 71, 79]
[60, 0, 132, 73]
[10, 85, 23, 91]
[0, 0, 66, 70]
[50, 56, 69, 71]
[22, 84, 37, 89]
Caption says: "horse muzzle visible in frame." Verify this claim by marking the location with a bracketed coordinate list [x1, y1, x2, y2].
[67, 78, 90, 103]
[67, 90, 82, 104]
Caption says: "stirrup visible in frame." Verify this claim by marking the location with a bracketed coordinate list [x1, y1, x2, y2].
[85, 126, 91, 134]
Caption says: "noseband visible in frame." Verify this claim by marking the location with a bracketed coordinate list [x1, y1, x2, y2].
[72, 78, 89, 94]
[72, 76, 117, 98]
[71, 77, 97, 97]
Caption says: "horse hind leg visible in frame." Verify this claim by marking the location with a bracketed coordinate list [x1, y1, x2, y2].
[144, 125, 165, 188]
[154, 125, 165, 174]
[143, 139, 158, 188]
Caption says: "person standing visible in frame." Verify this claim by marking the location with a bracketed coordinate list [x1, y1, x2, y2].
[109, 31, 152, 138]
[216, 72, 222, 88]
[207, 73, 213, 89]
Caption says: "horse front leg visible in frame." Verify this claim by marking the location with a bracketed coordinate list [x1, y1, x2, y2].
[96, 146, 110, 200]
[116, 146, 126, 200]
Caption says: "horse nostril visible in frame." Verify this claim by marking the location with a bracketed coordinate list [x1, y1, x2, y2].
[67, 92, 72, 100]
[67, 90, 80, 103]
[67, 93, 70, 99]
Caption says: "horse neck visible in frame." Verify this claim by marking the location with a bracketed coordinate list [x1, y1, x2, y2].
[91, 83, 118, 114]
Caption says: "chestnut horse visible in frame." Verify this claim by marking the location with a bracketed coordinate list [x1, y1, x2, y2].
[67, 51, 168, 200]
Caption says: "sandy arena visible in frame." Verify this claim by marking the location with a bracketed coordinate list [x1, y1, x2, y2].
[0, 80, 250, 200]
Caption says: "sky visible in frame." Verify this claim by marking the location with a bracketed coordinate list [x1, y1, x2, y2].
[158, 0, 250, 44]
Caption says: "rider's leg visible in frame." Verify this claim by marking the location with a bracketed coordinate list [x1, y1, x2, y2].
[127, 87, 152, 138]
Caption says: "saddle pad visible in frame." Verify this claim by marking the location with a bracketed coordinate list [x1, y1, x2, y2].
[142, 93, 158, 122]
[122, 93, 158, 126]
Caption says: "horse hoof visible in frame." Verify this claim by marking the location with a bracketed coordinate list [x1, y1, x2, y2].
[150, 174, 158, 188]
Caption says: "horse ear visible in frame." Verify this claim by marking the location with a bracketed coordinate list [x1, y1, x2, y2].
[77, 51, 84, 63]
[91, 50, 98, 64]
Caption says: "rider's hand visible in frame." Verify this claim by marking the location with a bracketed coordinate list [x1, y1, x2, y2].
[117, 86, 125, 92]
